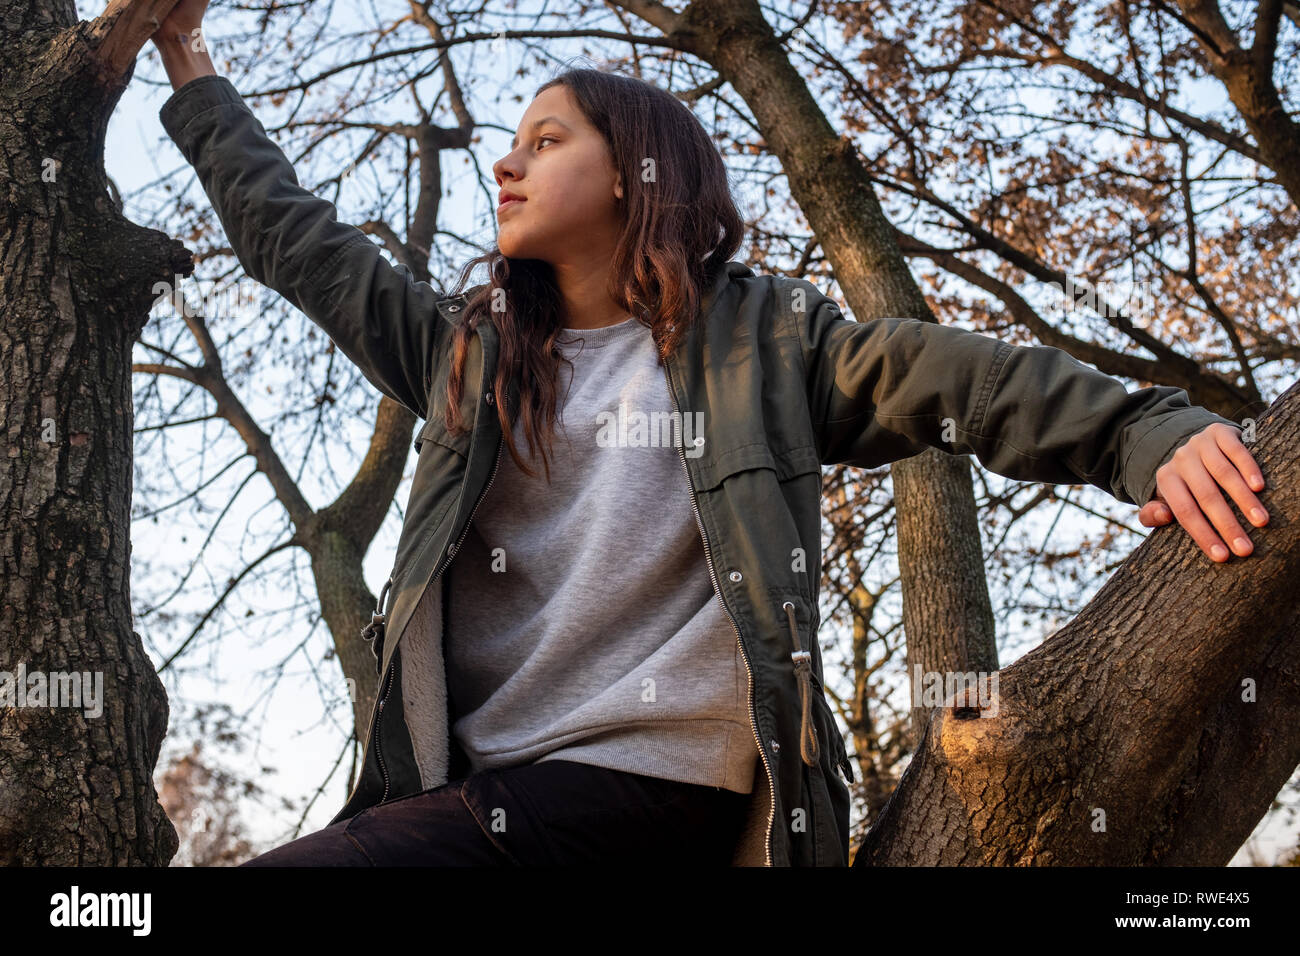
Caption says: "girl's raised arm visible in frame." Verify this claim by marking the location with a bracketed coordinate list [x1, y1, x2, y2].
[155, 29, 451, 420]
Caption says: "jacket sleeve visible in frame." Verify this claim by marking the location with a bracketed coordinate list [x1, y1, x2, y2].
[159, 74, 449, 420]
[793, 282, 1241, 507]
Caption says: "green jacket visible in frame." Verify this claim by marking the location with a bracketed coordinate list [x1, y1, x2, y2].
[161, 74, 1238, 867]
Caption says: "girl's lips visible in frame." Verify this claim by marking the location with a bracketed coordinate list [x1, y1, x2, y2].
[497, 198, 525, 213]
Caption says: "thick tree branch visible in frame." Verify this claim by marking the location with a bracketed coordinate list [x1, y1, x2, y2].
[86, 0, 182, 79]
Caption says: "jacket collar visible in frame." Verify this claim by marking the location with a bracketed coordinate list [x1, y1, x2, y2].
[702, 259, 753, 316]
[455, 260, 752, 419]
[458, 258, 750, 334]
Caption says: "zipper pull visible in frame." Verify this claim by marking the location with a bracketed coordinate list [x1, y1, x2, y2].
[361, 575, 394, 678]
[782, 601, 819, 766]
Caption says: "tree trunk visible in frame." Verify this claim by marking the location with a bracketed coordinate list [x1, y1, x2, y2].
[0, 0, 188, 864]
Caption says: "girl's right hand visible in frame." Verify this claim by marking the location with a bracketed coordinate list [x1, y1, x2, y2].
[154, 0, 211, 40]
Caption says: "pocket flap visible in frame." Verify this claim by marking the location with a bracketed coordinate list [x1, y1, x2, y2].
[413, 416, 470, 457]
[695, 441, 820, 491]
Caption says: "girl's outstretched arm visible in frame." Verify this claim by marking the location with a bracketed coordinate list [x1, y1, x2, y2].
[791, 279, 1266, 561]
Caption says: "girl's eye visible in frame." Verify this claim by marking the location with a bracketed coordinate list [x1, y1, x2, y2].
[537, 135, 557, 149]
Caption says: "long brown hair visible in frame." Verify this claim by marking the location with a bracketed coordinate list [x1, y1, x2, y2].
[440, 66, 743, 482]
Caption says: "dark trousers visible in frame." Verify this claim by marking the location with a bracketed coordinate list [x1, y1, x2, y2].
[239, 759, 751, 866]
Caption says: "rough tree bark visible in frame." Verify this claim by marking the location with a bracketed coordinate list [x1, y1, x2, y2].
[0, 0, 190, 864]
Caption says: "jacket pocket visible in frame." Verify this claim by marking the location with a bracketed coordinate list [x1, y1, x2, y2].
[413, 415, 471, 458]
[772, 444, 821, 482]
[695, 440, 820, 492]
[694, 442, 777, 492]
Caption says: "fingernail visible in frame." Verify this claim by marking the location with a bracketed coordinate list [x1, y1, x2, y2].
[1211, 545, 1228, 560]
[1252, 507, 1267, 523]
[1234, 537, 1251, 553]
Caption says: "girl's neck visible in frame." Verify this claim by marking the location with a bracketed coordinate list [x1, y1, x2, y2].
[550, 253, 628, 330]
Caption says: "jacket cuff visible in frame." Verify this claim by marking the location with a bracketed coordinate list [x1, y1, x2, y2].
[1121, 408, 1240, 506]
[159, 74, 247, 142]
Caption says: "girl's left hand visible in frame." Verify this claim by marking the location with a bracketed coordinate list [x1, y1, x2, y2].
[1137, 422, 1268, 562]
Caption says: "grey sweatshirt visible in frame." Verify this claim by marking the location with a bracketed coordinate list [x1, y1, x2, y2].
[442, 315, 759, 793]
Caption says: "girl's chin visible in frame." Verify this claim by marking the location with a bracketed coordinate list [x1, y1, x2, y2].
[495, 235, 539, 259]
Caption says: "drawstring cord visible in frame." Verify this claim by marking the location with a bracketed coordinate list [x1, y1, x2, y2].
[783, 600, 820, 767]
[361, 575, 393, 677]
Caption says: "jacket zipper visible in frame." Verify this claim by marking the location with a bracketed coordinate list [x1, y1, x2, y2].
[373, 652, 396, 802]
[438, 433, 505, 575]
[662, 359, 776, 867]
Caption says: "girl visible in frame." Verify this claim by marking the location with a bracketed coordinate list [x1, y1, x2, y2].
[152, 4, 1267, 867]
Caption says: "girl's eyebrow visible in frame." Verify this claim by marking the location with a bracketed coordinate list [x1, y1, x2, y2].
[510, 117, 571, 149]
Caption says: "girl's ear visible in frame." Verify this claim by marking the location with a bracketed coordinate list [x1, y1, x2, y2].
[614, 174, 624, 201]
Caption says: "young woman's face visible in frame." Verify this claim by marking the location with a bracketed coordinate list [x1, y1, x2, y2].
[491, 85, 624, 262]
